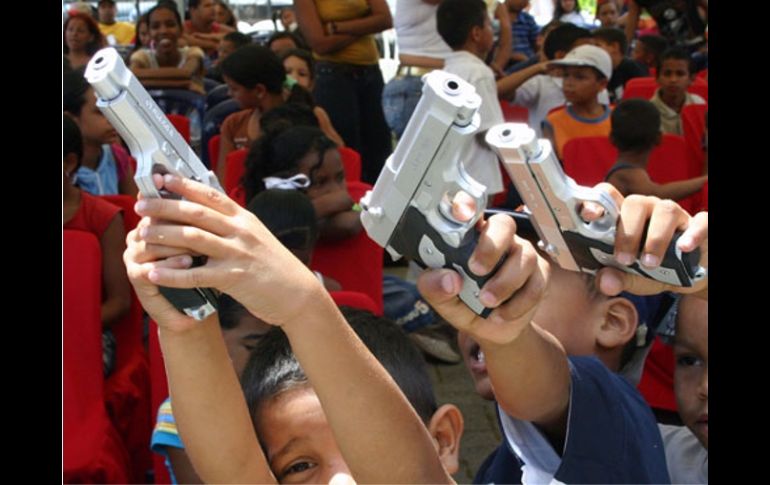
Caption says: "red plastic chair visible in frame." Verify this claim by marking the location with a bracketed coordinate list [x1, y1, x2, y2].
[148, 319, 174, 484]
[166, 114, 190, 143]
[311, 181, 384, 314]
[562, 136, 618, 186]
[637, 336, 677, 413]
[330, 290, 382, 315]
[695, 68, 708, 81]
[647, 134, 698, 213]
[208, 134, 221, 175]
[680, 104, 707, 177]
[623, 76, 708, 102]
[224, 148, 248, 202]
[99, 194, 153, 482]
[700, 181, 708, 211]
[64, 230, 131, 483]
[499, 102, 529, 123]
[338, 146, 362, 182]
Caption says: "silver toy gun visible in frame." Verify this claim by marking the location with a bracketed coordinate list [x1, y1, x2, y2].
[485, 123, 707, 287]
[361, 71, 503, 317]
[85, 47, 223, 320]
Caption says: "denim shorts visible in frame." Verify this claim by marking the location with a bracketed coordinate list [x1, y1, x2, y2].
[381, 75, 424, 139]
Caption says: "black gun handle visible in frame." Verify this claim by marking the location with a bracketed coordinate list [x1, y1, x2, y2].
[158, 286, 219, 320]
[390, 206, 506, 318]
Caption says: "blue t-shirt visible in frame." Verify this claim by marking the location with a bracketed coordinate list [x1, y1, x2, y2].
[151, 397, 184, 485]
[476, 356, 670, 483]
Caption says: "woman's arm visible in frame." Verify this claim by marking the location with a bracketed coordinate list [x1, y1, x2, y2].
[294, 0, 367, 55]
[327, 0, 393, 36]
[100, 214, 131, 328]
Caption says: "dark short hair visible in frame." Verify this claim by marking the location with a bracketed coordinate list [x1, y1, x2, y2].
[223, 31, 252, 49]
[610, 99, 661, 153]
[63, 114, 84, 164]
[437, 0, 487, 49]
[221, 44, 285, 93]
[543, 23, 591, 60]
[267, 31, 306, 52]
[246, 189, 319, 253]
[656, 46, 695, 77]
[218, 293, 250, 330]
[241, 307, 438, 430]
[637, 35, 668, 64]
[63, 67, 90, 117]
[593, 26, 627, 55]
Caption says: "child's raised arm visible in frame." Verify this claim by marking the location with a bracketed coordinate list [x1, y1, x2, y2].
[125, 174, 451, 483]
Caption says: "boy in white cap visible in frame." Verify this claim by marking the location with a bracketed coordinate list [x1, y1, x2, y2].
[542, 44, 614, 160]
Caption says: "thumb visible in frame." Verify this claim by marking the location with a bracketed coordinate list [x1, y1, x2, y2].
[417, 269, 477, 330]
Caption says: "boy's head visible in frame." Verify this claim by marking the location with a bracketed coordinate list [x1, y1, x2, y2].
[656, 47, 696, 97]
[63, 68, 119, 147]
[437, 0, 493, 57]
[633, 35, 668, 69]
[241, 308, 464, 482]
[218, 293, 272, 376]
[63, 114, 83, 179]
[459, 213, 660, 399]
[217, 31, 251, 62]
[189, 0, 216, 27]
[97, 0, 117, 24]
[542, 23, 592, 60]
[610, 99, 662, 154]
[505, 0, 530, 14]
[551, 45, 611, 104]
[246, 189, 319, 266]
[673, 295, 708, 449]
[267, 31, 303, 56]
[592, 27, 627, 67]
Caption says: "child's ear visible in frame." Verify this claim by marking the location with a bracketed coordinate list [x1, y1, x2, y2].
[595, 297, 638, 351]
[427, 404, 464, 474]
[64, 152, 79, 177]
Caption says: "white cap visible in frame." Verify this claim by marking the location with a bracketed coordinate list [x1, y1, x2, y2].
[551, 44, 613, 79]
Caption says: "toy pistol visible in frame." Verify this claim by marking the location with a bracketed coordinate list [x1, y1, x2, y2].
[361, 70, 502, 317]
[485, 123, 707, 287]
[85, 47, 222, 320]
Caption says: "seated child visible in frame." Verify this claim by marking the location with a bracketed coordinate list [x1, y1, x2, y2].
[605, 98, 707, 199]
[246, 189, 342, 291]
[649, 47, 706, 135]
[63, 114, 130, 376]
[63, 68, 138, 197]
[242, 125, 362, 242]
[543, 44, 614, 161]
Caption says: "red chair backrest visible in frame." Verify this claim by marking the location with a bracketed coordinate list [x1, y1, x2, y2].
[637, 336, 677, 412]
[623, 76, 708, 101]
[330, 290, 381, 315]
[500, 102, 529, 123]
[680, 103, 707, 177]
[696, 68, 708, 81]
[311, 181, 384, 314]
[338, 146, 362, 182]
[224, 148, 248, 198]
[166, 114, 190, 143]
[209, 134, 221, 175]
[562, 136, 618, 186]
[647, 134, 698, 213]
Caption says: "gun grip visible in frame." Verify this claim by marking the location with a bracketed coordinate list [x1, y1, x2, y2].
[157, 251, 219, 321]
[390, 206, 506, 318]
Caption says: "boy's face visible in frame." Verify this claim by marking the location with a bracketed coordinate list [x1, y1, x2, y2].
[217, 39, 237, 62]
[673, 297, 708, 449]
[256, 386, 356, 484]
[631, 42, 648, 64]
[594, 38, 620, 62]
[477, 15, 495, 57]
[657, 58, 693, 97]
[98, 3, 117, 24]
[223, 75, 261, 109]
[191, 0, 216, 25]
[222, 314, 271, 377]
[460, 264, 606, 400]
[76, 87, 120, 146]
[562, 66, 606, 104]
[597, 3, 619, 27]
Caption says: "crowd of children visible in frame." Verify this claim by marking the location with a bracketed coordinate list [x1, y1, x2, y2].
[64, 0, 709, 482]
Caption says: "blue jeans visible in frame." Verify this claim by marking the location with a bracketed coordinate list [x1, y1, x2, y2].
[381, 74, 424, 140]
[313, 61, 393, 184]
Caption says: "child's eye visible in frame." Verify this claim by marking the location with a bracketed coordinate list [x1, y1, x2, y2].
[676, 355, 703, 367]
[281, 460, 317, 478]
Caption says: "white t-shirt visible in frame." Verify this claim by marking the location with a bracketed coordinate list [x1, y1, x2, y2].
[659, 424, 708, 484]
[394, 0, 452, 59]
[443, 50, 505, 194]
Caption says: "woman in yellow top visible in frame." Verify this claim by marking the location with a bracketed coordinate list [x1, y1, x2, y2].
[295, 0, 393, 184]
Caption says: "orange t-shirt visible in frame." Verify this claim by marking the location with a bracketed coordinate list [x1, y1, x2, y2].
[545, 105, 612, 160]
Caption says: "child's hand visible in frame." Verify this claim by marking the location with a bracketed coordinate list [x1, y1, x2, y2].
[127, 174, 325, 328]
[582, 183, 708, 298]
[417, 194, 550, 346]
